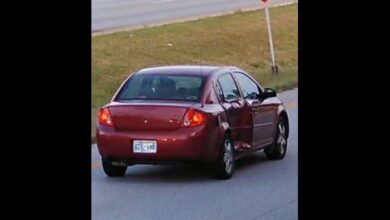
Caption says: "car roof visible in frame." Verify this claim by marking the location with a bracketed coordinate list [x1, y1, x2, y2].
[135, 65, 242, 77]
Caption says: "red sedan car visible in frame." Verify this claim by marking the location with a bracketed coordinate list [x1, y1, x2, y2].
[96, 66, 289, 179]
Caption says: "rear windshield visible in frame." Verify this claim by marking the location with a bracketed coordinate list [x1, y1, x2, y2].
[115, 74, 206, 102]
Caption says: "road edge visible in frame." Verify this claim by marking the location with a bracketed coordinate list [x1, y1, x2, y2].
[92, 1, 298, 36]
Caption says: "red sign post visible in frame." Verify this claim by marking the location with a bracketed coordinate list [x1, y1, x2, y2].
[260, 0, 278, 74]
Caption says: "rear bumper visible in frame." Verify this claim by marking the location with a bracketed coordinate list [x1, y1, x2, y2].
[96, 123, 221, 163]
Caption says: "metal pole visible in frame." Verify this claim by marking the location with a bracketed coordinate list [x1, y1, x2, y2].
[265, 6, 278, 74]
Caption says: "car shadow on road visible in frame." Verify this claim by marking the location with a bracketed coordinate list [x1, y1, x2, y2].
[105, 151, 270, 183]
[235, 151, 269, 171]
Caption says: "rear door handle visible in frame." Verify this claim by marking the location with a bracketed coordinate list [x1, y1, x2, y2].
[231, 102, 240, 108]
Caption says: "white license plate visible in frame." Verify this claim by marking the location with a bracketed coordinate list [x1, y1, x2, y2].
[133, 140, 157, 153]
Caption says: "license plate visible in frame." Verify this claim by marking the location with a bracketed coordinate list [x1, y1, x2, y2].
[133, 140, 157, 153]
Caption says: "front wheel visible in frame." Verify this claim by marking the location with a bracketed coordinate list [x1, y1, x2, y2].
[102, 158, 127, 177]
[213, 135, 235, 179]
[265, 118, 288, 160]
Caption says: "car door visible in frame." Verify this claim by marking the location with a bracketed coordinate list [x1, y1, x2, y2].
[232, 72, 277, 148]
[215, 73, 253, 150]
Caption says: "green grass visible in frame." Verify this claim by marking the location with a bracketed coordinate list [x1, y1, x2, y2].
[92, 4, 297, 142]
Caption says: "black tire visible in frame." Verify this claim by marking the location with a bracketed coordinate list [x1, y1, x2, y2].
[265, 117, 288, 160]
[102, 158, 127, 177]
[213, 135, 235, 179]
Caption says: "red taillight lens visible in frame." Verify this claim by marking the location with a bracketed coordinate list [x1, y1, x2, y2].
[181, 109, 206, 127]
[98, 107, 114, 127]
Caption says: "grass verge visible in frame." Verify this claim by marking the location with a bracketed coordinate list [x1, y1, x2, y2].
[92, 4, 297, 142]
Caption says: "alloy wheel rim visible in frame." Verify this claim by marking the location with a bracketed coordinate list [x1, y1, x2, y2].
[223, 140, 233, 174]
[277, 122, 287, 155]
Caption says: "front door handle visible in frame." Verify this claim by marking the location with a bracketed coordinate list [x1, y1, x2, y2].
[251, 107, 259, 114]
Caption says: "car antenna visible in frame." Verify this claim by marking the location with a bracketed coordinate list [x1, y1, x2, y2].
[199, 25, 204, 108]
[201, 65, 204, 108]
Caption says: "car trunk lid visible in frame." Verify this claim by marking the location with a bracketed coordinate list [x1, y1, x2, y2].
[107, 101, 197, 132]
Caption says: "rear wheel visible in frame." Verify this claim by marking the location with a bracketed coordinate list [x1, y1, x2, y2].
[265, 117, 288, 160]
[102, 158, 127, 177]
[213, 135, 235, 179]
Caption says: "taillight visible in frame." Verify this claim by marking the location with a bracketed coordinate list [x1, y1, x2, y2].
[181, 109, 206, 127]
[98, 107, 114, 127]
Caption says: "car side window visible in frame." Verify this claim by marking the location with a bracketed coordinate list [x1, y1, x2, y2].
[215, 80, 224, 101]
[233, 72, 261, 100]
[217, 74, 240, 102]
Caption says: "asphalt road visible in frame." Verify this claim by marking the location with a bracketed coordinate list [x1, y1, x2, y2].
[92, 87, 298, 220]
[92, 0, 296, 32]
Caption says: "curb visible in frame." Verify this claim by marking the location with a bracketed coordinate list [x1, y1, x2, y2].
[92, 1, 297, 36]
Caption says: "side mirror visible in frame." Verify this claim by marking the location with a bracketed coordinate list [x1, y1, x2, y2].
[262, 88, 277, 99]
